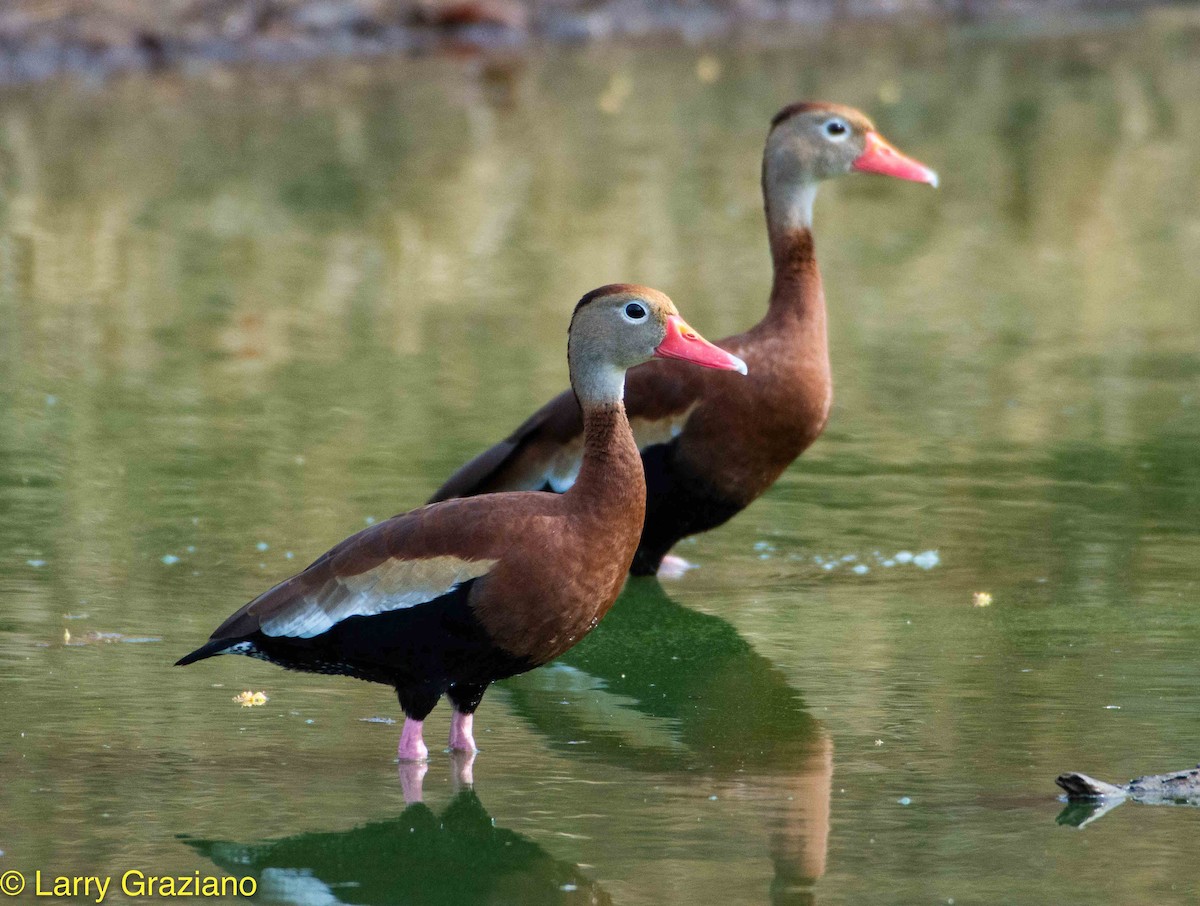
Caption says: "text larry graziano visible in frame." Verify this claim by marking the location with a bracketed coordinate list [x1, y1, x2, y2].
[33, 870, 256, 901]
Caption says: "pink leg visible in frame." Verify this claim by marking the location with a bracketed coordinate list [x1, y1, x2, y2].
[397, 718, 429, 762]
[447, 710, 478, 753]
[398, 760, 428, 804]
[658, 554, 697, 580]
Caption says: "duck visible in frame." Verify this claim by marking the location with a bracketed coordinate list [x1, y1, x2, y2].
[429, 102, 938, 578]
[175, 285, 746, 761]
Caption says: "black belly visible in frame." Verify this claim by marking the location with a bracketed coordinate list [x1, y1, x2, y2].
[629, 441, 745, 576]
[231, 580, 535, 716]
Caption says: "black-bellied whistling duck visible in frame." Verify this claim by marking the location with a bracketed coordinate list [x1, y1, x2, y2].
[175, 285, 745, 761]
[430, 102, 938, 578]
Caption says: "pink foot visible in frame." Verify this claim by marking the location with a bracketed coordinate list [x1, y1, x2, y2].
[447, 710, 478, 754]
[450, 749, 476, 791]
[657, 554, 696, 580]
[398, 760, 428, 804]
[397, 718, 429, 763]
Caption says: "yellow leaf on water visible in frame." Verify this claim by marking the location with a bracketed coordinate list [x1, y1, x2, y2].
[972, 592, 993, 608]
[233, 690, 269, 707]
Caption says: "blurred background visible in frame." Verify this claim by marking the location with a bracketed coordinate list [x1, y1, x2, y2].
[1, 2, 1199, 905]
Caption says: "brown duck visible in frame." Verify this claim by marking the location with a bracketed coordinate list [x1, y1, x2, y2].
[429, 102, 938, 577]
[176, 286, 745, 761]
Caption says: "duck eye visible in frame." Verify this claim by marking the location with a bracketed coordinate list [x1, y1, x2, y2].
[623, 302, 647, 322]
[824, 119, 849, 139]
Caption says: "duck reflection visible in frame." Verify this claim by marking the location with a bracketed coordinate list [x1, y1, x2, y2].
[501, 579, 832, 905]
[184, 756, 610, 906]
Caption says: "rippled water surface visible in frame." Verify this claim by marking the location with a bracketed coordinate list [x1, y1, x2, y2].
[2, 11, 1200, 905]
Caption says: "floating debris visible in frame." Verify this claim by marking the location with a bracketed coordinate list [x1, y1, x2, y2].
[695, 55, 721, 83]
[878, 80, 902, 105]
[973, 592, 993, 608]
[598, 72, 633, 115]
[64, 630, 129, 646]
[233, 691, 269, 707]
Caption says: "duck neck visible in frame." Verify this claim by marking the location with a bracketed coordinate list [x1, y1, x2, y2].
[568, 395, 645, 519]
[762, 163, 826, 327]
[763, 217, 826, 337]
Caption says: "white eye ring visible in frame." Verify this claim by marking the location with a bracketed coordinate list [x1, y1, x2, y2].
[824, 118, 850, 141]
[621, 301, 648, 323]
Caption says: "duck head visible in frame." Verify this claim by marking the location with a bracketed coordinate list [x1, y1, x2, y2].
[763, 101, 938, 231]
[568, 284, 747, 405]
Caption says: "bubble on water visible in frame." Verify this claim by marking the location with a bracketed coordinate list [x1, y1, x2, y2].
[560, 884, 578, 892]
[1105, 705, 1121, 710]
[852, 564, 869, 575]
[913, 550, 940, 569]
[27, 559, 47, 568]
[256, 541, 269, 551]
[285, 551, 295, 560]
[894, 551, 914, 564]
[842, 554, 857, 562]
[822, 562, 835, 571]
[364, 516, 377, 525]
[708, 795, 718, 801]
[186, 545, 197, 554]
[897, 797, 912, 806]
[161, 555, 180, 565]
[882, 559, 896, 567]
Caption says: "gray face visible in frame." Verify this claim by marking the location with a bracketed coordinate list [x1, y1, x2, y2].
[570, 290, 674, 374]
[765, 110, 871, 184]
[567, 288, 676, 403]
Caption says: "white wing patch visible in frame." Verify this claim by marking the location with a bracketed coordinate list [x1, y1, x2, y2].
[629, 402, 699, 450]
[259, 556, 497, 639]
[540, 404, 699, 493]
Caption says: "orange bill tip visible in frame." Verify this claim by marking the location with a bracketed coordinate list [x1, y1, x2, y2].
[654, 315, 748, 375]
[852, 131, 939, 188]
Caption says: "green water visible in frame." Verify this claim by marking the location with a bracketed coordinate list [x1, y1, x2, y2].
[3, 10, 1200, 905]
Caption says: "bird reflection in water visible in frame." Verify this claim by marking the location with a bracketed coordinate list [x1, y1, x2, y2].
[502, 579, 832, 906]
[184, 752, 610, 905]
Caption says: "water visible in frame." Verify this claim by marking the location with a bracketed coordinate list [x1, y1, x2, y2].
[2, 11, 1200, 905]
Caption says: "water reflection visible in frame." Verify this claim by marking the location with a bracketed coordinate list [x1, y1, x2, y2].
[186, 761, 610, 906]
[504, 581, 831, 904]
